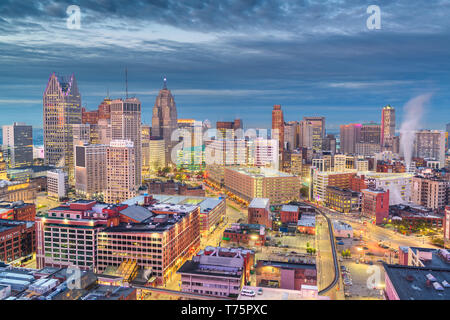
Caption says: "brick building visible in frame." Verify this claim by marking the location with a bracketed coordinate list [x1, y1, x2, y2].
[248, 198, 272, 228]
[361, 189, 390, 225]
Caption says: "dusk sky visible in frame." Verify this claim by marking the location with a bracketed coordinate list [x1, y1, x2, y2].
[1, 0, 450, 130]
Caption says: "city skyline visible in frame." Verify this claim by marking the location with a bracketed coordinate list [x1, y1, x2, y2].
[1, 1, 450, 129]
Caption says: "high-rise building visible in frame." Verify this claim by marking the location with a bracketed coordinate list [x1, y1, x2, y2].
[105, 140, 136, 204]
[322, 134, 337, 155]
[361, 189, 390, 225]
[272, 105, 284, 153]
[149, 137, 166, 171]
[303, 116, 325, 152]
[444, 206, 450, 245]
[381, 105, 396, 151]
[446, 123, 450, 150]
[47, 169, 68, 200]
[177, 119, 205, 170]
[411, 176, 449, 210]
[152, 78, 178, 165]
[216, 119, 243, 139]
[0, 150, 6, 180]
[299, 119, 313, 149]
[284, 121, 299, 151]
[35, 200, 121, 270]
[74, 143, 108, 199]
[414, 130, 446, 167]
[141, 124, 151, 179]
[340, 124, 361, 155]
[110, 98, 142, 186]
[2, 122, 33, 168]
[43, 73, 82, 181]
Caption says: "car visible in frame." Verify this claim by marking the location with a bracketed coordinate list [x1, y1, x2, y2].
[369, 261, 374, 265]
[377, 259, 384, 263]
[363, 247, 369, 250]
[257, 288, 263, 295]
[355, 259, 359, 264]
[337, 241, 345, 245]
[241, 289, 256, 297]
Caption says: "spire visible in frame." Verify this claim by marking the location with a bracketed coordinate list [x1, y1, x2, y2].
[163, 76, 167, 90]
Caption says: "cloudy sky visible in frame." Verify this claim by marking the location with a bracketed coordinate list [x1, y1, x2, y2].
[0, 0, 449, 131]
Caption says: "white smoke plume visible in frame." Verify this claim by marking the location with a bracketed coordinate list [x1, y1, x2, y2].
[399, 93, 433, 171]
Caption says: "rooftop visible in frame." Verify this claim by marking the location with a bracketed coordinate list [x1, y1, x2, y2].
[249, 198, 270, 209]
[383, 263, 450, 300]
[281, 205, 298, 213]
[227, 167, 295, 178]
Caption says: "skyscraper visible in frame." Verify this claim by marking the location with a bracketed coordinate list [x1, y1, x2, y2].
[340, 123, 361, 155]
[152, 78, 178, 164]
[303, 116, 326, 152]
[0, 149, 7, 180]
[2, 122, 33, 168]
[43, 73, 82, 181]
[414, 130, 446, 167]
[74, 143, 108, 199]
[110, 97, 142, 186]
[272, 105, 284, 152]
[105, 140, 136, 204]
[381, 105, 396, 151]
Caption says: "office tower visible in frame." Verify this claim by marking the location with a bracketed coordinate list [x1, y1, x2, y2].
[249, 138, 279, 169]
[0, 149, 7, 180]
[2, 122, 33, 168]
[284, 121, 299, 151]
[43, 73, 82, 181]
[355, 122, 382, 156]
[303, 116, 326, 152]
[72, 123, 91, 145]
[177, 119, 205, 170]
[446, 123, 450, 150]
[361, 189, 390, 225]
[272, 105, 284, 153]
[152, 78, 178, 164]
[322, 134, 337, 155]
[35, 200, 121, 270]
[414, 130, 446, 167]
[110, 98, 142, 186]
[97, 201, 200, 286]
[97, 118, 112, 145]
[82, 97, 112, 125]
[105, 140, 136, 204]
[74, 143, 107, 199]
[149, 137, 166, 171]
[216, 119, 243, 139]
[299, 119, 313, 149]
[141, 124, 151, 179]
[340, 124, 361, 155]
[381, 105, 396, 151]
[47, 169, 68, 200]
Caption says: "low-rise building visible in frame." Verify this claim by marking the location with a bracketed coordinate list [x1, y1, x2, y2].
[254, 260, 317, 291]
[325, 186, 360, 213]
[0, 219, 35, 263]
[223, 223, 266, 247]
[383, 263, 450, 300]
[297, 214, 316, 235]
[280, 205, 299, 224]
[361, 189, 390, 225]
[333, 220, 353, 238]
[177, 246, 254, 298]
[248, 198, 272, 229]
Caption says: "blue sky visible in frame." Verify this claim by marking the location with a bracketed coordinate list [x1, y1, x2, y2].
[0, 0, 449, 130]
